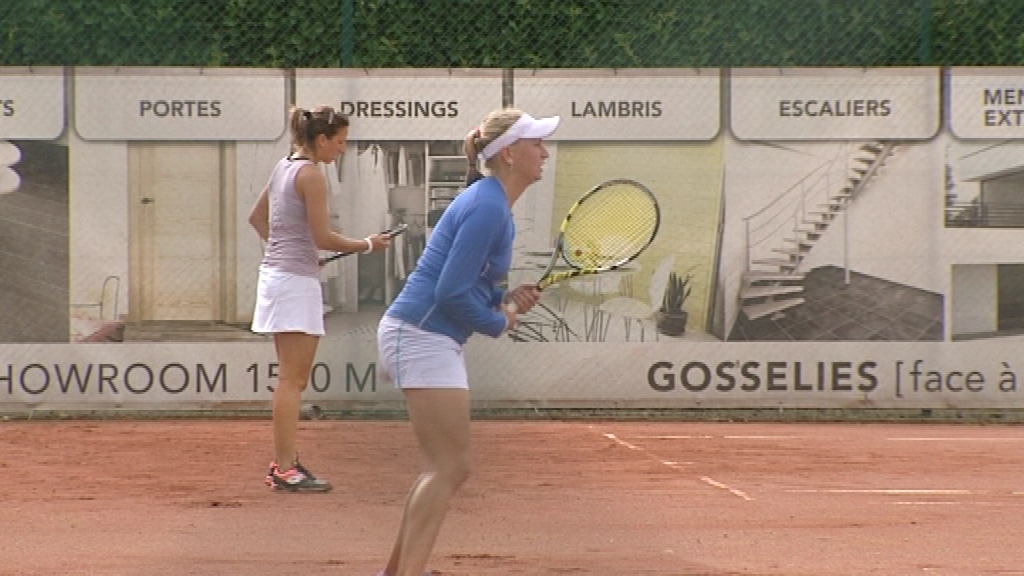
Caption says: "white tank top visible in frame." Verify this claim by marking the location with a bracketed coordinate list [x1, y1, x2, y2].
[261, 156, 319, 278]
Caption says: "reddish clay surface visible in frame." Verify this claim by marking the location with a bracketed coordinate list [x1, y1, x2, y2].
[2, 418, 1023, 575]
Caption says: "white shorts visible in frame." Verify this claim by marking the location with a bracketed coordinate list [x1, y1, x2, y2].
[377, 315, 467, 389]
[251, 266, 325, 336]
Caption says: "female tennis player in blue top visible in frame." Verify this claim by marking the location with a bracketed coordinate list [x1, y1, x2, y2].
[375, 108, 558, 576]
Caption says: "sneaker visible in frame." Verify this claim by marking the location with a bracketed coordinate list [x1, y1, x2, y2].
[264, 461, 276, 487]
[268, 464, 332, 492]
[264, 460, 326, 485]
[294, 461, 324, 482]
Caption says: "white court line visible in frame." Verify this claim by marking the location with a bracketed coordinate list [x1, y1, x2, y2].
[889, 437, 1024, 442]
[597, 429, 752, 501]
[605, 432, 1023, 505]
[700, 476, 753, 501]
[601, 433, 694, 470]
[724, 435, 805, 440]
[790, 488, 1024, 505]
[627, 435, 805, 440]
[788, 489, 974, 495]
[897, 498, 1024, 506]
[629, 435, 714, 439]
[618, 432, 1019, 440]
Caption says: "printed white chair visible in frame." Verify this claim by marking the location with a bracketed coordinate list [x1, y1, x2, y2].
[596, 255, 675, 342]
[568, 271, 633, 341]
[562, 234, 644, 341]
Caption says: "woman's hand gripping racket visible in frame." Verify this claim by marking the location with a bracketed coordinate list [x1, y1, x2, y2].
[507, 179, 660, 312]
[319, 223, 408, 265]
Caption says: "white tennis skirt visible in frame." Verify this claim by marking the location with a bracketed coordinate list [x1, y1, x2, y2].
[251, 266, 325, 336]
[377, 315, 467, 389]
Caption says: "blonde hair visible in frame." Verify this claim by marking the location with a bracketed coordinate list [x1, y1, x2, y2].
[465, 108, 524, 171]
[288, 105, 349, 151]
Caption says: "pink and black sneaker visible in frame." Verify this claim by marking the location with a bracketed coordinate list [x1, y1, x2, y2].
[265, 461, 332, 492]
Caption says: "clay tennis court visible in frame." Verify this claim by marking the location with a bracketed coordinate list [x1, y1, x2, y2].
[4, 417, 1023, 575]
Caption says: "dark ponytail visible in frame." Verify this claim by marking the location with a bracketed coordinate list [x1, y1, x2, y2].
[289, 106, 349, 151]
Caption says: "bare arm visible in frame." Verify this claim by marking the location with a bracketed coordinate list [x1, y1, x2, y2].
[295, 165, 391, 253]
[248, 187, 270, 242]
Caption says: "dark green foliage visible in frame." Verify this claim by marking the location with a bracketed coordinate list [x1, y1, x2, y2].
[1, 0, 1022, 67]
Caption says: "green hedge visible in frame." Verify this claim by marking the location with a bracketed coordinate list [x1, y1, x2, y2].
[1, 0, 1022, 68]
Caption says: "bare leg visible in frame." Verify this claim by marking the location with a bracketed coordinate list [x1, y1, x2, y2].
[383, 474, 429, 575]
[389, 388, 471, 576]
[271, 332, 319, 468]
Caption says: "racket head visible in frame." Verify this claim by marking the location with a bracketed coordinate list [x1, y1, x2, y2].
[557, 179, 660, 273]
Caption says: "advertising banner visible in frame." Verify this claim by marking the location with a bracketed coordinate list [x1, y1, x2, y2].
[2, 338, 1024, 411]
[730, 67, 941, 140]
[295, 68, 503, 141]
[513, 68, 720, 140]
[74, 67, 287, 141]
[949, 66, 1024, 139]
[4, 66, 1024, 415]
[0, 67, 66, 140]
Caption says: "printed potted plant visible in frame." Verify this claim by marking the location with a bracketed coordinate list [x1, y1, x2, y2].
[656, 270, 692, 336]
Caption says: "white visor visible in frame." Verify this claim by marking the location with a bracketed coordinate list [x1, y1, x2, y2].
[480, 113, 560, 161]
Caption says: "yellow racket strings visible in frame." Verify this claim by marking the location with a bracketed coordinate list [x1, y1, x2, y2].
[561, 182, 658, 270]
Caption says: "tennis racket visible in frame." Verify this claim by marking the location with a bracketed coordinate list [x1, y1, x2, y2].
[319, 223, 408, 265]
[509, 179, 660, 312]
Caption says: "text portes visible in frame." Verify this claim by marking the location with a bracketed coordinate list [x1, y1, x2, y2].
[74, 68, 286, 141]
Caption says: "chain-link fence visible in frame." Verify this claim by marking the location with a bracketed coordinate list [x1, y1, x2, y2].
[2, 0, 1024, 68]
[4, 0, 1024, 415]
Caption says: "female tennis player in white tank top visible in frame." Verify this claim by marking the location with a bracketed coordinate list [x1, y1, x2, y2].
[249, 105, 391, 492]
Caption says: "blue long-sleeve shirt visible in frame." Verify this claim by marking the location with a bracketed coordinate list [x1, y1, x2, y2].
[384, 175, 511, 344]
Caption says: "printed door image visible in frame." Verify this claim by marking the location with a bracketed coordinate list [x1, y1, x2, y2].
[128, 143, 223, 322]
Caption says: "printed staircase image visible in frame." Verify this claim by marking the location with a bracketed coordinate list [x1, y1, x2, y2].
[740, 141, 897, 321]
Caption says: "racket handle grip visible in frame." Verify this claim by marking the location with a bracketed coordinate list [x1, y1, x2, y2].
[505, 283, 542, 314]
